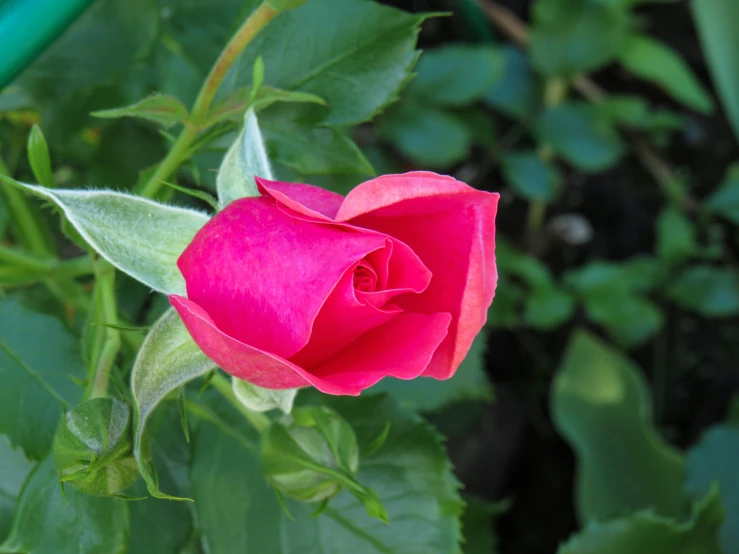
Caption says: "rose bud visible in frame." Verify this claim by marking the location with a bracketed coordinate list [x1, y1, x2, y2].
[261, 406, 387, 521]
[53, 398, 139, 496]
[261, 406, 359, 503]
[170, 171, 498, 395]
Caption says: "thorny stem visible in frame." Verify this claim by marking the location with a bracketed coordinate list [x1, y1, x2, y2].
[136, 2, 279, 199]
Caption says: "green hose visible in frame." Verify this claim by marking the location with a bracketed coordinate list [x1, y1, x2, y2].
[0, 0, 94, 90]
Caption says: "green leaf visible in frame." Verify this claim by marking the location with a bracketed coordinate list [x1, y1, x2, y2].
[618, 35, 714, 114]
[207, 86, 327, 126]
[597, 95, 683, 132]
[233, 378, 298, 414]
[131, 308, 215, 499]
[0, 438, 34, 543]
[564, 260, 665, 346]
[686, 423, 739, 553]
[27, 125, 55, 189]
[217, 108, 272, 208]
[557, 488, 723, 554]
[191, 394, 463, 553]
[127, 404, 195, 553]
[155, 0, 249, 81]
[368, 329, 492, 412]
[236, 0, 428, 125]
[0, 198, 8, 240]
[407, 45, 504, 106]
[486, 278, 524, 328]
[456, 107, 497, 149]
[261, 406, 380, 516]
[502, 151, 560, 201]
[530, 0, 629, 77]
[551, 330, 689, 523]
[92, 94, 190, 127]
[11, 182, 209, 294]
[0, 457, 128, 554]
[692, 0, 739, 143]
[706, 167, 739, 224]
[253, 87, 328, 113]
[668, 266, 739, 317]
[565, 262, 632, 294]
[656, 206, 696, 263]
[621, 256, 667, 293]
[535, 103, 625, 172]
[587, 294, 663, 348]
[0, 300, 84, 459]
[262, 108, 374, 176]
[462, 497, 503, 554]
[267, 0, 311, 10]
[598, 95, 651, 127]
[484, 46, 541, 119]
[18, 0, 159, 102]
[524, 286, 575, 329]
[497, 240, 554, 289]
[379, 103, 472, 168]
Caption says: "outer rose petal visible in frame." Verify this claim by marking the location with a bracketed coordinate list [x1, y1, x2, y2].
[309, 311, 452, 394]
[337, 172, 499, 379]
[170, 295, 450, 396]
[335, 171, 471, 221]
[256, 177, 343, 220]
[177, 196, 386, 359]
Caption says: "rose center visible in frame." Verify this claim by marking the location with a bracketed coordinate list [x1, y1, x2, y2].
[353, 263, 378, 293]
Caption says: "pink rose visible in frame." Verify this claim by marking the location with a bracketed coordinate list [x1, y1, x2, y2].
[170, 172, 498, 395]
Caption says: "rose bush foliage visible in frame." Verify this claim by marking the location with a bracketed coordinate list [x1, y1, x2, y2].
[172, 171, 499, 395]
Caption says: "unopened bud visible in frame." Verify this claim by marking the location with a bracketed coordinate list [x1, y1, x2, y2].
[53, 398, 138, 496]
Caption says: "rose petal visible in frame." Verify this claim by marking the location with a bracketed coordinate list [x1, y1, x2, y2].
[338, 172, 499, 379]
[359, 237, 431, 307]
[335, 171, 472, 222]
[170, 295, 310, 389]
[177, 196, 387, 359]
[257, 177, 343, 220]
[289, 263, 401, 369]
[171, 295, 444, 396]
[310, 311, 452, 395]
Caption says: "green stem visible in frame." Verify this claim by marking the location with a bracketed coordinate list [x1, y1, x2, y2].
[211, 372, 271, 433]
[527, 78, 569, 236]
[84, 259, 120, 400]
[0, 247, 93, 281]
[136, 1, 279, 199]
[54, 255, 95, 279]
[0, 157, 52, 256]
[136, 126, 198, 199]
[45, 278, 91, 312]
[191, 2, 278, 123]
[0, 244, 53, 271]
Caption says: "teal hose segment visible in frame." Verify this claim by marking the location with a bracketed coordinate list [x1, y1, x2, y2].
[0, 0, 94, 90]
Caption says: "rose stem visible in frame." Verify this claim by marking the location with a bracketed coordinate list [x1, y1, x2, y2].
[84, 258, 121, 400]
[136, 1, 279, 199]
[210, 372, 271, 433]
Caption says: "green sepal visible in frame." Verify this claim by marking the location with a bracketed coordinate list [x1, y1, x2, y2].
[52, 398, 139, 497]
[27, 125, 55, 189]
[261, 406, 388, 521]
